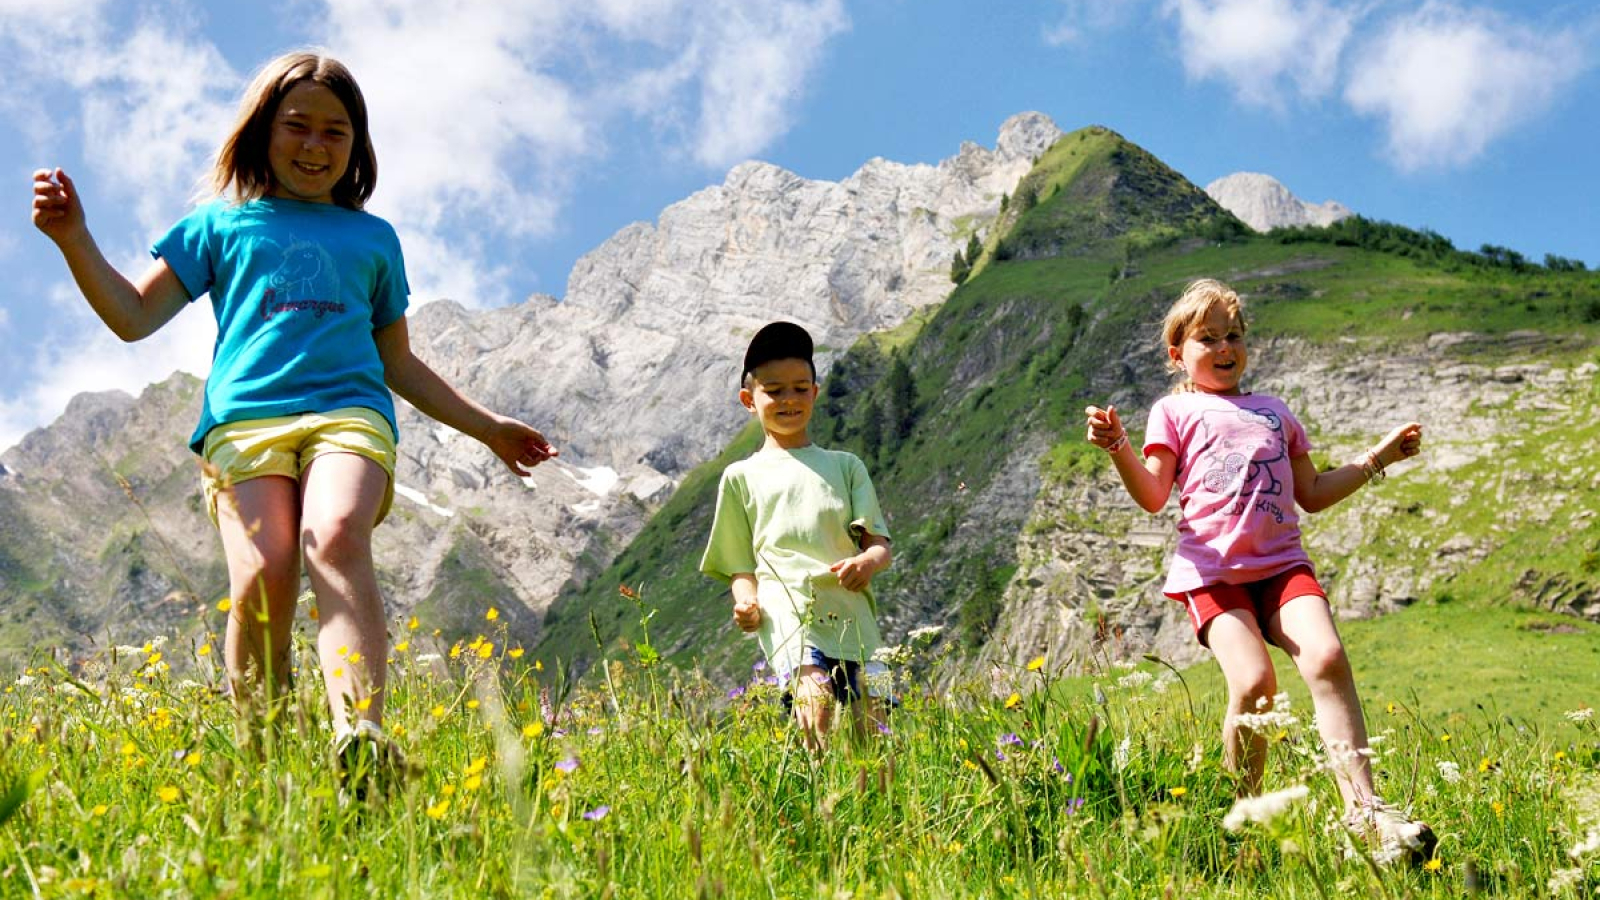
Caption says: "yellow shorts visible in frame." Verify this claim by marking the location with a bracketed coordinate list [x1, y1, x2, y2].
[200, 407, 397, 526]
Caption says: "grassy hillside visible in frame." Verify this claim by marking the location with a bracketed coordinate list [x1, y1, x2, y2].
[535, 126, 1600, 683]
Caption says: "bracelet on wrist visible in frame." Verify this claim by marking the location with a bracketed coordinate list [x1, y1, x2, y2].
[1358, 449, 1385, 483]
[1105, 433, 1129, 454]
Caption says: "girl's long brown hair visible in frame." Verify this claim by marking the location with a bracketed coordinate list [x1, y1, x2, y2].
[211, 51, 376, 210]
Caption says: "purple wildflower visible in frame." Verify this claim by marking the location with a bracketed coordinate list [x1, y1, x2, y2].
[998, 733, 1024, 747]
[876, 722, 892, 736]
[555, 757, 579, 773]
[752, 660, 767, 673]
[1066, 797, 1086, 814]
[1053, 757, 1065, 774]
[588, 726, 603, 736]
[727, 686, 747, 700]
[582, 805, 611, 821]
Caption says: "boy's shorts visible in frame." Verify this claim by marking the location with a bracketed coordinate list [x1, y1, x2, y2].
[780, 645, 891, 706]
[1166, 565, 1326, 647]
[200, 407, 397, 526]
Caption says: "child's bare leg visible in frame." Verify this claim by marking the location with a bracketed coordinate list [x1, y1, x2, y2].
[1204, 610, 1278, 795]
[299, 453, 390, 734]
[216, 475, 301, 710]
[791, 665, 835, 753]
[1267, 595, 1374, 811]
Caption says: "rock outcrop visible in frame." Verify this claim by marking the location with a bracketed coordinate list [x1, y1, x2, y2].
[1205, 172, 1351, 232]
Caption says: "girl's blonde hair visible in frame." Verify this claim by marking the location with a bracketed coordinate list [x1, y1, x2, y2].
[211, 51, 376, 210]
[1162, 278, 1246, 393]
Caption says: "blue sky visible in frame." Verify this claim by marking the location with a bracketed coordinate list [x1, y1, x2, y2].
[1, 0, 1595, 451]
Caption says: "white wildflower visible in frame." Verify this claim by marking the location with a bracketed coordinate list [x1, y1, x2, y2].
[1565, 708, 1594, 723]
[14, 674, 35, 687]
[1222, 785, 1310, 831]
[1150, 671, 1177, 694]
[1117, 670, 1154, 690]
[1571, 827, 1600, 860]
[114, 645, 144, 655]
[1547, 867, 1582, 893]
[1232, 709, 1299, 731]
[908, 625, 944, 646]
[871, 644, 913, 666]
[1436, 761, 1462, 784]
[415, 653, 443, 664]
[1113, 737, 1131, 772]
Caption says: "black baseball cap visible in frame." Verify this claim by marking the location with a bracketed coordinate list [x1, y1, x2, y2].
[740, 321, 815, 384]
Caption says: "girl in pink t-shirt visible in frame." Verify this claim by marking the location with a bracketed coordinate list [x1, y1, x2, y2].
[1085, 278, 1434, 863]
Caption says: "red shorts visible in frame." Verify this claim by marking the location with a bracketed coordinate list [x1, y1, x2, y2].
[1166, 566, 1326, 647]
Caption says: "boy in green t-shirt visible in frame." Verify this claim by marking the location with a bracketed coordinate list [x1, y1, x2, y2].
[701, 322, 893, 751]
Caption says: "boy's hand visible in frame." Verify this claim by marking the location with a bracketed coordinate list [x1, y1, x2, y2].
[830, 553, 878, 592]
[1085, 404, 1125, 450]
[481, 416, 558, 477]
[732, 597, 762, 632]
[1372, 422, 1422, 469]
[32, 168, 87, 245]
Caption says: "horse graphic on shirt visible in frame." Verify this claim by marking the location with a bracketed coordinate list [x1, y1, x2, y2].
[270, 238, 335, 301]
[1196, 406, 1287, 498]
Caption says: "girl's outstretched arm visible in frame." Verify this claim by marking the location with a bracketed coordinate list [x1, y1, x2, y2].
[1292, 422, 1422, 513]
[1085, 404, 1178, 513]
[375, 315, 558, 477]
[32, 168, 189, 341]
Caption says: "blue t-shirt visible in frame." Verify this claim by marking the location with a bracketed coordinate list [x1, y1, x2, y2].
[153, 197, 410, 452]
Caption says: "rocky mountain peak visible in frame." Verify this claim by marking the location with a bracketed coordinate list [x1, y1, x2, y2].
[1205, 171, 1352, 232]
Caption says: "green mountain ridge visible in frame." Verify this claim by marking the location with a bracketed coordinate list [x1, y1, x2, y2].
[537, 126, 1600, 685]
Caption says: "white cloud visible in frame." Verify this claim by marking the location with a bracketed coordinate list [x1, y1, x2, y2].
[1165, 0, 1357, 106]
[1042, 0, 1142, 46]
[323, 0, 590, 254]
[1344, 2, 1588, 171]
[688, 0, 848, 167]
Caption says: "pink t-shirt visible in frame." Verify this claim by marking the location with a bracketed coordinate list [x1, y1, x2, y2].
[1144, 392, 1314, 594]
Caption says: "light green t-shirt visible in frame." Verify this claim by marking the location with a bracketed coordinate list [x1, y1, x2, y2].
[700, 445, 891, 675]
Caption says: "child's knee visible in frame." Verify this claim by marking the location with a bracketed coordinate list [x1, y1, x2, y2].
[1300, 640, 1353, 685]
[1228, 665, 1278, 706]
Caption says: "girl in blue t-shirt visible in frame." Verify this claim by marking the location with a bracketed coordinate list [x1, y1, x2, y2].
[31, 51, 557, 784]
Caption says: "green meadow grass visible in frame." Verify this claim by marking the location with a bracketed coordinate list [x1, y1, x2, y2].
[2, 597, 1595, 899]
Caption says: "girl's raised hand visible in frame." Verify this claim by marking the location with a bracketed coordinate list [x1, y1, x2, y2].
[1084, 404, 1124, 450]
[1372, 422, 1422, 469]
[482, 417, 559, 478]
[31, 168, 87, 243]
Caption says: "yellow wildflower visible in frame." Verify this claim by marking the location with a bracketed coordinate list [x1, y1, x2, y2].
[465, 756, 488, 776]
[1026, 656, 1045, 672]
[1170, 786, 1188, 798]
[1424, 858, 1443, 873]
[523, 722, 544, 738]
[486, 607, 500, 621]
[477, 642, 494, 659]
[431, 705, 447, 719]
[91, 804, 108, 817]
[463, 775, 483, 791]
[356, 697, 372, 712]
[467, 699, 481, 710]
[216, 598, 232, 613]
[394, 641, 410, 653]
[426, 799, 450, 819]
[1004, 692, 1022, 709]
[157, 786, 180, 804]
[508, 648, 525, 659]
[196, 644, 212, 657]
[407, 615, 419, 631]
